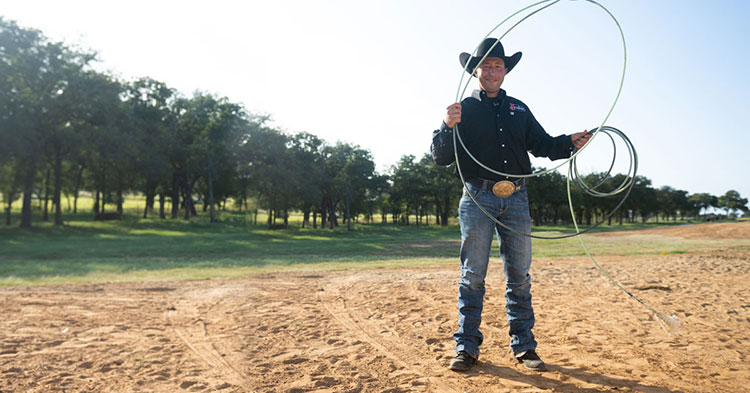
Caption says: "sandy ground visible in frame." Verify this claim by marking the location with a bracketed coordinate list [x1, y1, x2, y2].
[1, 223, 749, 393]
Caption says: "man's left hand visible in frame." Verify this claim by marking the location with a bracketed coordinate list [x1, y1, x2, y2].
[571, 130, 592, 150]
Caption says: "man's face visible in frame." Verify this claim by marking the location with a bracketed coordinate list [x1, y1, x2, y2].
[474, 57, 507, 94]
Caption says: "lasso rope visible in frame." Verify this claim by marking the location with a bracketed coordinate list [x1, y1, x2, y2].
[452, 0, 680, 333]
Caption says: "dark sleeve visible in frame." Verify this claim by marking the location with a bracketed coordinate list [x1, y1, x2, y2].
[525, 109, 575, 160]
[430, 122, 456, 166]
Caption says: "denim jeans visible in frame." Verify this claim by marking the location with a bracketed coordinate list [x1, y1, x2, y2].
[454, 182, 536, 358]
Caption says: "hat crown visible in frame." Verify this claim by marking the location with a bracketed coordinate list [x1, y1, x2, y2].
[459, 38, 522, 75]
[475, 38, 506, 60]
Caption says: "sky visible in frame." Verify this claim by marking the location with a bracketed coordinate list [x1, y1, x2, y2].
[3, 0, 749, 200]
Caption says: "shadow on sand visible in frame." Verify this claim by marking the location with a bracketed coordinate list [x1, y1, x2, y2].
[452, 361, 685, 393]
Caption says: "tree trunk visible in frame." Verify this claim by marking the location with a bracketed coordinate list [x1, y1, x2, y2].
[53, 147, 64, 226]
[144, 192, 153, 219]
[435, 198, 442, 225]
[159, 192, 166, 219]
[208, 168, 216, 223]
[94, 187, 100, 216]
[73, 165, 84, 214]
[100, 170, 107, 215]
[442, 196, 451, 226]
[171, 173, 180, 218]
[320, 198, 327, 229]
[117, 179, 124, 217]
[43, 168, 51, 222]
[6, 199, 12, 226]
[346, 194, 352, 231]
[329, 200, 338, 229]
[20, 158, 37, 229]
[188, 179, 198, 218]
[312, 210, 317, 229]
[182, 175, 194, 221]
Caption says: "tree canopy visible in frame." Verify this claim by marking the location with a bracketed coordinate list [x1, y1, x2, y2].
[2, 17, 747, 230]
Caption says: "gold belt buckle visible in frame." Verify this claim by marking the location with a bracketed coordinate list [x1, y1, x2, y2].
[492, 180, 516, 198]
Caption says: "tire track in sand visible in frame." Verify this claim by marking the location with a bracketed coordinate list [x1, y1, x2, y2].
[165, 303, 251, 390]
[318, 284, 460, 393]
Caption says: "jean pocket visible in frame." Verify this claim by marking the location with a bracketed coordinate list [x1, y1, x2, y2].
[464, 184, 482, 199]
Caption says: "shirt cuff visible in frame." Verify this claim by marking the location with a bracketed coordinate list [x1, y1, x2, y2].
[440, 122, 453, 133]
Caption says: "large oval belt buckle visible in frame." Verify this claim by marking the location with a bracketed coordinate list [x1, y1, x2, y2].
[492, 180, 515, 198]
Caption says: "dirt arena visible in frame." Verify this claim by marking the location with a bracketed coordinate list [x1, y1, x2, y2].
[2, 223, 749, 392]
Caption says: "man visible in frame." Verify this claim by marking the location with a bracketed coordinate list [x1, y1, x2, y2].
[431, 38, 591, 372]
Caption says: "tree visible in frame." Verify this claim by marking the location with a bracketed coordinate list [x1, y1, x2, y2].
[1, 18, 51, 228]
[656, 186, 677, 222]
[1, 17, 99, 227]
[688, 192, 718, 219]
[168, 93, 242, 221]
[123, 78, 175, 219]
[322, 142, 377, 230]
[288, 132, 324, 228]
[718, 190, 748, 217]
[236, 123, 293, 227]
[0, 157, 23, 225]
[422, 154, 460, 226]
[390, 155, 426, 225]
[194, 95, 245, 223]
[622, 175, 657, 223]
[526, 167, 569, 226]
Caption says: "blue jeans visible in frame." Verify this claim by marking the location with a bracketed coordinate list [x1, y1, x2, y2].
[454, 182, 536, 358]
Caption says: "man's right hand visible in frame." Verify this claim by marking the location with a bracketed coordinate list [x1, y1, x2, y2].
[444, 103, 462, 128]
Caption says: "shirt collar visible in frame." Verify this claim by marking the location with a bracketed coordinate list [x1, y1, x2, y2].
[472, 89, 507, 102]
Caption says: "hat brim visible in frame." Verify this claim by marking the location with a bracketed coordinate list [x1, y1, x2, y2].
[459, 51, 522, 76]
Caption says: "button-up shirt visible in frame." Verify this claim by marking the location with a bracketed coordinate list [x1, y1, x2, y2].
[431, 89, 574, 180]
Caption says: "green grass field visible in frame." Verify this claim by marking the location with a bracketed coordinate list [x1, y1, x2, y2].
[2, 201, 748, 287]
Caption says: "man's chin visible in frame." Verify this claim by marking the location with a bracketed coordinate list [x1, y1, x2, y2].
[481, 84, 502, 92]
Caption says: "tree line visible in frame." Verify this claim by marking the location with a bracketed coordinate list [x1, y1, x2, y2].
[1, 18, 748, 230]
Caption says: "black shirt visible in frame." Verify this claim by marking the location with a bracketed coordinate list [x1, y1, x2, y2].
[431, 89, 574, 181]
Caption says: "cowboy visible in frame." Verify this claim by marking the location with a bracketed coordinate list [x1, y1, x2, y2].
[431, 38, 591, 372]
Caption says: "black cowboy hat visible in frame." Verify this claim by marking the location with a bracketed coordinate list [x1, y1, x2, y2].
[459, 38, 522, 75]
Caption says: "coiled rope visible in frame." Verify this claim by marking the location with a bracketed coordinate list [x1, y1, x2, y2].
[452, 0, 680, 333]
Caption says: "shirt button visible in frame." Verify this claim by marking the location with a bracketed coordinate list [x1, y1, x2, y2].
[503, 160, 508, 164]
[501, 144, 505, 147]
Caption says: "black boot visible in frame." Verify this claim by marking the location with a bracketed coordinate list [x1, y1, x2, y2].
[515, 349, 546, 371]
[449, 351, 477, 372]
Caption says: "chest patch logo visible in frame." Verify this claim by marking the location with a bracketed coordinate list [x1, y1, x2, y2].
[509, 103, 526, 112]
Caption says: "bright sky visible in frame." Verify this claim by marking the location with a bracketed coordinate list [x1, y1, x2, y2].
[3, 0, 749, 200]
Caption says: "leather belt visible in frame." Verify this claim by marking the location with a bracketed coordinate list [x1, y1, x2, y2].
[466, 177, 524, 198]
